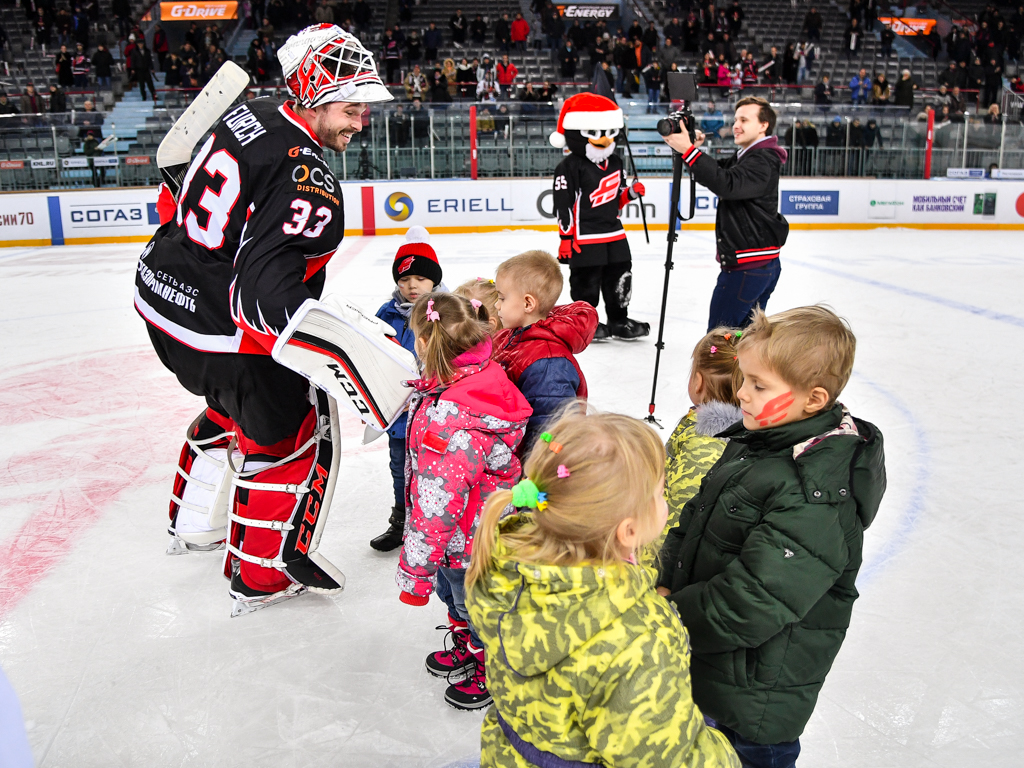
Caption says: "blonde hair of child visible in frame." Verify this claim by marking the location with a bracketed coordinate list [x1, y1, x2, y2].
[692, 327, 744, 406]
[409, 292, 491, 382]
[495, 250, 563, 315]
[454, 278, 503, 331]
[737, 305, 856, 405]
[467, 407, 665, 588]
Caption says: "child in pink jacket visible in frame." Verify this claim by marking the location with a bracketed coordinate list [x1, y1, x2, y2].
[396, 292, 531, 712]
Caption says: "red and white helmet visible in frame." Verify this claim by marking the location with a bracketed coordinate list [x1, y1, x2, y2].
[279, 24, 393, 107]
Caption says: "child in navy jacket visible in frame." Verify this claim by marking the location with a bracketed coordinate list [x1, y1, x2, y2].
[371, 227, 444, 551]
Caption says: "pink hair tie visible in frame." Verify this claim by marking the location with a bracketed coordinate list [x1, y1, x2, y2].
[470, 299, 482, 309]
[557, 464, 571, 478]
[426, 300, 440, 322]
[710, 345, 718, 354]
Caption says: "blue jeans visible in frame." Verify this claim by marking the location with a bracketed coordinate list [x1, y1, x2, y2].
[707, 259, 781, 331]
[436, 567, 482, 647]
[717, 725, 800, 768]
[388, 435, 406, 510]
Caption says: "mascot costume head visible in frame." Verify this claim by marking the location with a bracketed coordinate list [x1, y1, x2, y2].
[549, 93, 624, 165]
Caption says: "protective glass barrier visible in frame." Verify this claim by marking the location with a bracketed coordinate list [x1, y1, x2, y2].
[1, 99, 1021, 190]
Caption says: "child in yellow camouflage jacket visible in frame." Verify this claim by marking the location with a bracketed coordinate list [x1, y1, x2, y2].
[649, 328, 744, 566]
[466, 408, 739, 768]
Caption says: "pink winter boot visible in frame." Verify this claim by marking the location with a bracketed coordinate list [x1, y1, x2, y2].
[425, 617, 476, 683]
[445, 642, 492, 711]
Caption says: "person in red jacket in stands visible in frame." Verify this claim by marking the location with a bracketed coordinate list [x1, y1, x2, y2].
[510, 12, 530, 52]
[496, 54, 518, 99]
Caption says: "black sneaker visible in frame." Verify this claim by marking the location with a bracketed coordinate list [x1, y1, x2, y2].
[592, 322, 611, 341]
[608, 318, 651, 340]
[370, 506, 405, 552]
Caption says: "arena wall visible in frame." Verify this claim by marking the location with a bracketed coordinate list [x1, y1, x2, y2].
[1, 177, 1022, 247]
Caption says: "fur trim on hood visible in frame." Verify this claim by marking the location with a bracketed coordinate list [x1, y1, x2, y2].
[694, 400, 743, 438]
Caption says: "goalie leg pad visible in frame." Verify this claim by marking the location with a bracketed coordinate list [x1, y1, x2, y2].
[225, 388, 345, 595]
[168, 408, 239, 553]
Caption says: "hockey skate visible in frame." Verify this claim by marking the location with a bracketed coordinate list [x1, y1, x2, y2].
[228, 571, 308, 618]
[592, 322, 611, 342]
[165, 535, 225, 556]
[608, 318, 650, 340]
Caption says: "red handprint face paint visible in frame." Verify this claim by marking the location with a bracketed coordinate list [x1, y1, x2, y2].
[753, 391, 794, 427]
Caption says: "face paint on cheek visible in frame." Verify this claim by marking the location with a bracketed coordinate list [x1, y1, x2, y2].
[754, 391, 794, 427]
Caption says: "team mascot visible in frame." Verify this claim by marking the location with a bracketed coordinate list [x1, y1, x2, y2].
[550, 92, 650, 340]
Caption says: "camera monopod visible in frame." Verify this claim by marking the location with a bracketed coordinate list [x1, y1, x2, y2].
[619, 122, 649, 244]
[645, 73, 699, 428]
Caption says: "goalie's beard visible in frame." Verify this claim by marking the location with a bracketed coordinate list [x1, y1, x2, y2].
[296, 102, 366, 153]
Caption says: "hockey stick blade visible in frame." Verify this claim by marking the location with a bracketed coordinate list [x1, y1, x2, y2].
[157, 61, 250, 196]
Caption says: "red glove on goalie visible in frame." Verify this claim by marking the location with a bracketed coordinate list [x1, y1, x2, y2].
[155, 182, 176, 226]
[558, 237, 581, 261]
[629, 181, 646, 199]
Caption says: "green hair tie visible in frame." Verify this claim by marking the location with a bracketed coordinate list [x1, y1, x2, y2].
[512, 478, 541, 508]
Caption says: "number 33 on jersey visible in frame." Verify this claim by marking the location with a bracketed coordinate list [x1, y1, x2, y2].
[135, 98, 346, 357]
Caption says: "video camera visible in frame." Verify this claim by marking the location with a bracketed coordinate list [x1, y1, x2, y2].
[656, 71, 698, 141]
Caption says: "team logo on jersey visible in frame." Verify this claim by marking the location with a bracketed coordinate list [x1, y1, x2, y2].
[384, 192, 413, 221]
[589, 172, 621, 207]
[398, 256, 416, 274]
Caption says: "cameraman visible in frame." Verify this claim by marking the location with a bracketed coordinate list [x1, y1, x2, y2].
[662, 96, 789, 331]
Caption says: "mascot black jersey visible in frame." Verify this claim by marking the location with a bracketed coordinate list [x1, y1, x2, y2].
[134, 97, 345, 356]
[552, 152, 629, 246]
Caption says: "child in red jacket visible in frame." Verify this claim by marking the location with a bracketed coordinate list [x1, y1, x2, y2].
[493, 250, 598, 454]
[397, 292, 532, 712]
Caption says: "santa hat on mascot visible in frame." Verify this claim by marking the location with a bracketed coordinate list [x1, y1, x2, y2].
[549, 93, 624, 149]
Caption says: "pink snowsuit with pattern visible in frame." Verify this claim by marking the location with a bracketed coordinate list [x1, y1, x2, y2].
[397, 338, 532, 600]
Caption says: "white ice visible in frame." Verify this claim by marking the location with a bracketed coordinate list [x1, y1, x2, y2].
[0, 227, 1022, 767]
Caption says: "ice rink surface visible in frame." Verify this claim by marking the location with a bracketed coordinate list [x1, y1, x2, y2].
[0, 226, 1022, 767]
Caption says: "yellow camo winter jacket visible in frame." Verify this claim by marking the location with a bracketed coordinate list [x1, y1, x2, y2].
[466, 513, 739, 768]
[647, 402, 744, 568]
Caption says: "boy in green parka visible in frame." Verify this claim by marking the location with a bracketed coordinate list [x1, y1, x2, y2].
[657, 305, 886, 768]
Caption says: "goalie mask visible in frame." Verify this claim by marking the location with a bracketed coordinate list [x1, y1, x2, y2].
[279, 24, 393, 107]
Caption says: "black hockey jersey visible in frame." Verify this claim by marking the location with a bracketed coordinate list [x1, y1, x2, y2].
[135, 98, 345, 356]
[553, 152, 629, 246]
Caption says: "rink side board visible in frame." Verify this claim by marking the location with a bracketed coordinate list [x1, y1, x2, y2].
[1, 178, 1023, 247]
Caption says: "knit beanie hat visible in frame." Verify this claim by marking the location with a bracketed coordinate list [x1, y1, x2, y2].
[392, 226, 442, 285]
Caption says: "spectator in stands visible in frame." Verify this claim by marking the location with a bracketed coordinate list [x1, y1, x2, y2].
[782, 42, 798, 84]
[759, 46, 781, 85]
[642, 60, 662, 112]
[849, 68, 869, 104]
[559, 39, 579, 80]
[314, 0, 333, 24]
[48, 84, 67, 113]
[0, 92, 18, 115]
[511, 13, 530, 52]
[938, 62, 960, 90]
[863, 118, 882, 152]
[931, 83, 950, 112]
[934, 104, 952, 127]
[92, 43, 113, 90]
[803, 7, 823, 42]
[716, 57, 730, 98]
[151, 24, 168, 71]
[814, 74, 833, 106]
[132, 40, 158, 102]
[165, 53, 182, 87]
[449, 9, 467, 49]
[682, 13, 700, 53]
[455, 57, 475, 98]
[627, 19, 644, 43]
[431, 62, 452, 103]
[871, 72, 891, 105]
[985, 102, 1002, 124]
[880, 23, 895, 58]
[33, 9, 51, 54]
[496, 54, 518, 100]
[894, 69, 917, 108]
[983, 57, 1003, 107]
[112, 0, 131, 39]
[494, 12, 511, 53]
[443, 58, 458, 99]
[543, 10, 563, 50]
[949, 87, 967, 116]
[404, 64, 427, 100]
[72, 43, 90, 89]
[642, 21, 660, 50]
[382, 29, 401, 85]
[477, 54, 496, 85]
[54, 6, 71, 48]
[967, 56, 985, 104]
[353, 0, 372, 36]
[658, 36, 680, 70]
[796, 41, 813, 84]
[520, 81, 539, 112]
[844, 18, 862, 59]
[73, 5, 90, 49]
[19, 84, 42, 115]
[424, 22, 441, 62]
[470, 14, 487, 45]
[700, 100, 725, 137]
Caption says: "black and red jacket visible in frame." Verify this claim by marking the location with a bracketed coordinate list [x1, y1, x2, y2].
[134, 97, 345, 356]
[682, 135, 790, 271]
